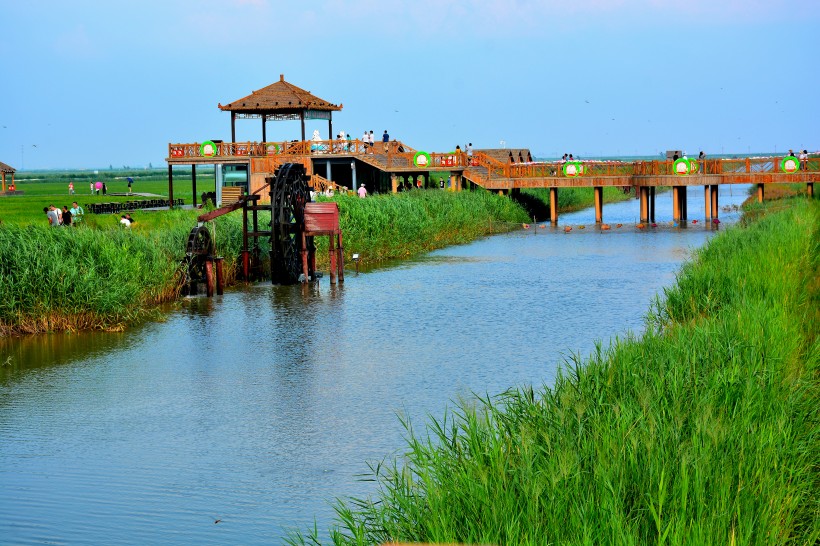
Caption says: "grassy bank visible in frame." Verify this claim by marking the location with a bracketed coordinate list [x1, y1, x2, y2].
[290, 198, 819, 545]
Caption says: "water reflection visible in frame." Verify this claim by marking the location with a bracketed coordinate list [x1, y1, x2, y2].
[0, 185, 750, 544]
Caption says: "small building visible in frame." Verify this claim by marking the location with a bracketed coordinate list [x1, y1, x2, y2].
[0, 161, 16, 192]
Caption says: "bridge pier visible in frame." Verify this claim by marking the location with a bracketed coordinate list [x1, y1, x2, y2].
[649, 187, 656, 223]
[757, 183, 765, 203]
[704, 186, 711, 220]
[710, 185, 719, 218]
[594, 186, 603, 223]
[681, 186, 688, 222]
[550, 187, 558, 224]
[639, 187, 649, 223]
[672, 186, 688, 224]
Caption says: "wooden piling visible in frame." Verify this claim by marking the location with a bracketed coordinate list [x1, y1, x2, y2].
[649, 186, 656, 223]
[329, 235, 337, 285]
[337, 233, 345, 283]
[672, 186, 680, 223]
[215, 258, 224, 295]
[205, 260, 214, 297]
[594, 186, 603, 223]
[300, 232, 309, 284]
[704, 186, 711, 220]
[710, 185, 719, 218]
[757, 183, 765, 203]
[550, 187, 558, 224]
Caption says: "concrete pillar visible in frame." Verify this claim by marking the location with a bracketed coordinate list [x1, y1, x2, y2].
[757, 183, 764, 203]
[672, 186, 680, 223]
[550, 187, 558, 224]
[649, 187, 656, 223]
[594, 186, 603, 223]
[704, 186, 711, 219]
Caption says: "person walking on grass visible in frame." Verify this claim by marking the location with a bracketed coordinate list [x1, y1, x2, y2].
[357, 184, 367, 198]
[68, 181, 74, 195]
[70, 202, 84, 224]
[62, 206, 72, 227]
[127, 177, 133, 194]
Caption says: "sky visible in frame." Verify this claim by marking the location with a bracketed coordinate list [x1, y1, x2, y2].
[0, 0, 817, 169]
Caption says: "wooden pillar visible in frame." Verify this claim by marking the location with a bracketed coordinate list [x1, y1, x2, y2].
[337, 232, 345, 283]
[757, 183, 764, 203]
[649, 186, 656, 222]
[455, 173, 463, 192]
[680, 186, 688, 222]
[391, 174, 398, 194]
[640, 187, 649, 223]
[262, 116, 267, 143]
[192, 164, 198, 207]
[215, 258, 224, 295]
[672, 185, 679, 223]
[300, 232, 309, 284]
[593, 186, 603, 223]
[205, 260, 215, 297]
[704, 186, 711, 219]
[710, 185, 719, 218]
[231, 111, 236, 143]
[329, 234, 337, 285]
[808, 182, 814, 199]
[1, 172, 5, 192]
[167, 164, 174, 208]
[549, 187, 558, 224]
[300, 111, 306, 141]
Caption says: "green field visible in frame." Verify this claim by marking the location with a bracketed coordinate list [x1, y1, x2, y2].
[289, 197, 820, 545]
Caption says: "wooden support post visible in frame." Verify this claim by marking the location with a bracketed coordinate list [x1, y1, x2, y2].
[242, 201, 249, 280]
[192, 164, 198, 207]
[262, 116, 267, 143]
[300, 111, 306, 141]
[680, 185, 688, 222]
[391, 175, 398, 194]
[808, 182, 814, 199]
[649, 187, 656, 223]
[231, 112, 236, 143]
[710, 185, 719, 218]
[329, 235, 337, 285]
[757, 183, 765, 203]
[300, 233, 309, 284]
[672, 186, 679, 223]
[550, 187, 558, 224]
[167, 164, 174, 208]
[640, 187, 649, 223]
[205, 260, 214, 297]
[337, 232, 345, 283]
[594, 186, 603, 223]
[1, 172, 5, 192]
[704, 186, 711, 219]
[215, 258, 224, 295]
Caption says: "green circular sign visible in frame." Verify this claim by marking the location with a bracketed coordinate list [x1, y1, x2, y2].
[200, 140, 218, 157]
[413, 151, 432, 168]
[673, 158, 691, 175]
[562, 161, 582, 177]
[781, 156, 799, 173]
[266, 143, 280, 154]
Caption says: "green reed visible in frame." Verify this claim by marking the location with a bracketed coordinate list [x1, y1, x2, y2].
[289, 198, 819, 545]
[0, 209, 243, 335]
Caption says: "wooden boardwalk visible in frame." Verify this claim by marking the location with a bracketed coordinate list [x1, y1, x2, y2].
[167, 139, 817, 222]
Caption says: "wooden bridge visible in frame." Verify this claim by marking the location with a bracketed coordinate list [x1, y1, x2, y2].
[166, 139, 816, 224]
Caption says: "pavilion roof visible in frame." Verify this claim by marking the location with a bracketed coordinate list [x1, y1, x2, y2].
[0, 161, 15, 173]
[218, 74, 342, 114]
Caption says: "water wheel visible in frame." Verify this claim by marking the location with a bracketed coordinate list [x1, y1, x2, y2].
[182, 225, 214, 295]
[269, 163, 312, 284]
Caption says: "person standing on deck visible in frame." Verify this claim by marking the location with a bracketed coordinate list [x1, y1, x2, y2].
[382, 130, 390, 153]
[362, 131, 369, 152]
[698, 151, 706, 173]
[369, 131, 375, 152]
[799, 150, 808, 170]
[467, 143, 473, 164]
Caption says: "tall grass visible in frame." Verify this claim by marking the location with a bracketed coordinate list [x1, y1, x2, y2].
[0, 210, 243, 335]
[290, 199, 819, 545]
[315, 190, 530, 264]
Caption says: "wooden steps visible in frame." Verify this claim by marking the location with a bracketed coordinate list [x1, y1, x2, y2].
[221, 186, 243, 204]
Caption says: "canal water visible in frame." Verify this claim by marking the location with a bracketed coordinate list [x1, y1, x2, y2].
[0, 186, 748, 544]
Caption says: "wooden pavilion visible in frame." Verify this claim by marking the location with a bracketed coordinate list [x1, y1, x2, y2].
[0, 161, 15, 192]
[218, 74, 342, 142]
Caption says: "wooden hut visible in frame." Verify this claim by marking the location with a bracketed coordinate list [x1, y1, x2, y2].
[0, 161, 15, 192]
[218, 74, 342, 142]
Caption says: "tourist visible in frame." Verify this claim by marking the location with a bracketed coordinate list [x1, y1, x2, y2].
[70, 202, 84, 224]
[799, 149, 808, 170]
[95, 181, 102, 195]
[54, 204, 63, 224]
[62, 206, 72, 227]
[102, 182, 107, 195]
[467, 142, 473, 163]
[382, 130, 389, 153]
[698, 151, 706, 173]
[125, 213, 135, 224]
[561, 153, 568, 163]
[90, 181, 95, 194]
[361, 130, 369, 152]
[788, 149, 794, 158]
[357, 184, 367, 198]
[127, 177, 133, 194]
[68, 181, 74, 195]
[368, 131, 375, 151]
[120, 214, 131, 228]
[46, 205, 60, 227]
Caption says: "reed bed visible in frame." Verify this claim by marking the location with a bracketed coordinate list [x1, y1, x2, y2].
[289, 199, 819, 545]
[0, 210, 243, 335]
[315, 190, 530, 265]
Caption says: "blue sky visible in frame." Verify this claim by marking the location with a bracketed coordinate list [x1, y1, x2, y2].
[1, 0, 817, 169]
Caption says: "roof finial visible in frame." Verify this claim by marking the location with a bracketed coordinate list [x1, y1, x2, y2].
[280, 74, 284, 82]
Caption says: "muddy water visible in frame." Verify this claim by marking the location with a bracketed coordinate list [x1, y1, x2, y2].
[0, 186, 748, 544]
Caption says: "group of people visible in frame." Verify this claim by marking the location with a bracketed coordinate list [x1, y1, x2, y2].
[43, 202, 84, 227]
[358, 130, 391, 153]
[789, 149, 810, 170]
[120, 213, 135, 227]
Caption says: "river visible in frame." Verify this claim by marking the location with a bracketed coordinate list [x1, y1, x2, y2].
[0, 185, 748, 544]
